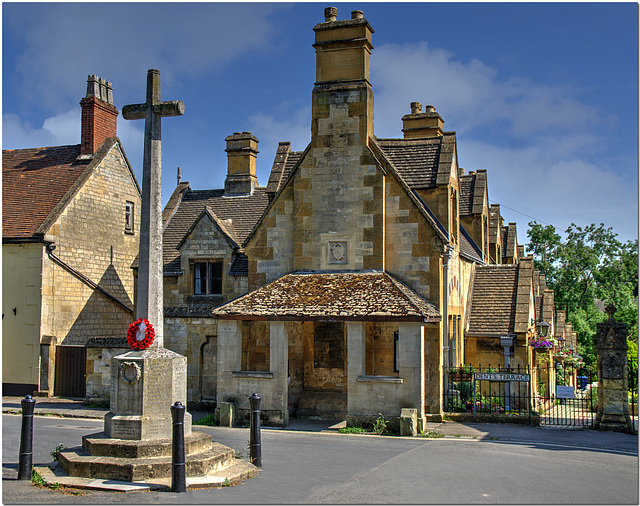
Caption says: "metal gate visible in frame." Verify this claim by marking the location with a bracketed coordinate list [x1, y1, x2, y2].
[535, 362, 596, 428]
[54, 345, 86, 397]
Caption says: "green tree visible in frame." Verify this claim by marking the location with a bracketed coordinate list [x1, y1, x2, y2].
[526, 222, 562, 285]
[526, 222, 638, 368]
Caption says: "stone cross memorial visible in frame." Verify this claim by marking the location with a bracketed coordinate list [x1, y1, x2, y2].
[122, 69, 185, 346]
[104, 69, 191, 440]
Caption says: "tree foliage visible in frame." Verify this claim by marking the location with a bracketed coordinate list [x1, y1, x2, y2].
[526, 222, 638, 368]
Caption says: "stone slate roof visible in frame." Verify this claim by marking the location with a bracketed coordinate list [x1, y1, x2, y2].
[163, 188, 269, 274]
[213, 271, 441, 322]
[265, 142, 304, 196]
[375, 137, 442, 189]
[460, 225, 483, 263]
[458, 174, 475, 216]
[229, 253, 248, 276]
[467, 265, 518, 335]
[2, 145, 89, 239]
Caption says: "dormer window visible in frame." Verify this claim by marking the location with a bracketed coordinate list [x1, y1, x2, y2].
[125, 201, 134, 234]
[193, 261, 223, 295]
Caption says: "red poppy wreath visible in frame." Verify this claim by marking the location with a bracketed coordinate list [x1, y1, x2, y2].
[127, 318, 155, 350]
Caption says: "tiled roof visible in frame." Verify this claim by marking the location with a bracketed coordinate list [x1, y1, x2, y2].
[460, 225, 483, 263]
[467, 265, 518, 335]
[459, 175, 475, 216]
[213, 271, 441, 322]
[375, 137, 442, 189]
[280, 151, 302, 188]
[229, 253, 248, 276]
[163, 188, 269, 274]
[2, 145, 89, 239]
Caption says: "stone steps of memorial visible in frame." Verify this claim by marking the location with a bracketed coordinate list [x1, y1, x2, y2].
[81, 431, 212, 458]
[59, 440, 236, 482]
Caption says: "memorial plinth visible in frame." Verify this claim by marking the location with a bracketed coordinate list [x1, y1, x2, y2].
[105, 347, 192, 440]
[594, 304, 634, 434]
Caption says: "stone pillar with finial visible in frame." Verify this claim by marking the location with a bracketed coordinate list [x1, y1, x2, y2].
[594, 303, 634, 433]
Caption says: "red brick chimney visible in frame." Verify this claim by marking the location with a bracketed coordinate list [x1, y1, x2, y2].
[80, 75, 118, 156]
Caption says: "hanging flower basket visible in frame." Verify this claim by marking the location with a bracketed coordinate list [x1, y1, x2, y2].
[530, 339, 554, 350]
[127, 318, 155, 350]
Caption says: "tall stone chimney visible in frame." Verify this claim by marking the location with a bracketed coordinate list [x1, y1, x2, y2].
[402, 103, 444, 138]
[80, 75, 118, 157]
[311, 7, 375, 147]
[224, 132, 259, 195]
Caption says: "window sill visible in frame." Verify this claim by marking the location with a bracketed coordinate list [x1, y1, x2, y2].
[232, 371, 274, 379]
[357, 375, 403, 384]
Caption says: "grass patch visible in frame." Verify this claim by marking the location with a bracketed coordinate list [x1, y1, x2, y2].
[338, 426, 367, 434]
[419, 430, 444, 438]
[193, 414, 217, 426]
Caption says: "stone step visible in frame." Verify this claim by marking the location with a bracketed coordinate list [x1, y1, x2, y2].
[82, 431, 212, 458]
[35, 459, 258, 492]
[59, 441, 236, 482]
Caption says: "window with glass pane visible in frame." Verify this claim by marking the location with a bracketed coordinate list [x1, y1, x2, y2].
[194, 262, 207, 294]
[193, 261, 223, 295]
[209, 262, 223, 294]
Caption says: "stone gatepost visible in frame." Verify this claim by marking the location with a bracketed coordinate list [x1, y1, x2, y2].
[594, 304, 634, 433]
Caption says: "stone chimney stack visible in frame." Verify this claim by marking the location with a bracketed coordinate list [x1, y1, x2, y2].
[402, 103, 444, 139]
[311, 7, 375, 148]
[224, 132, 259, 195]
[80, 75, 118, 157]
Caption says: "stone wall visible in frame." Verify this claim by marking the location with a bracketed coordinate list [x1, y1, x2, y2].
[347, 322, 427, 429]
[40, 144, 140, 346]
[164, 316, 217, 405]
[85, 338, 129, 401]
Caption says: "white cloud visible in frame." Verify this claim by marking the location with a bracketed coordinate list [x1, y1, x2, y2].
[2, 109, 79, 149]
[371, 42, 599, 141]
[248, 106, 311, 183]
[463, 139, 638, 244]
[370, 41, 637, 243]
[4, 3, 284, 113]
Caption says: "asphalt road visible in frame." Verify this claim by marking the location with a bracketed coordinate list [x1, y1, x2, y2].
[2, 414, 638, 504]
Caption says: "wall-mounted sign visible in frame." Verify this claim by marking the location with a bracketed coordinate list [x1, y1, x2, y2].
[474, 372, 530, 382]
[556, 386, 575, 399]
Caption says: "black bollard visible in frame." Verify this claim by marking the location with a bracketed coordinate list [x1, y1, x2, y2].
[170, 401, 187, 493]
[18, 395, 36, 480]
[249, 392, 262, 467]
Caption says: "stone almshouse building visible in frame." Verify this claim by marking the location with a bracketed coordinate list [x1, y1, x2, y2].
[158, 7, 578, 429]
[2, 76, 141, 397]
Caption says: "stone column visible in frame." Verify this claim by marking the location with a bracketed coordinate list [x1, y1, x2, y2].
[346, 322, 366, 422]
[398, 323, 426, 430]
[594, 304, 634, 433]
[269, 321, 289, 426]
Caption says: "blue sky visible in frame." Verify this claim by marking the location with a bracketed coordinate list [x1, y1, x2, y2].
[3, 2, 638, 245]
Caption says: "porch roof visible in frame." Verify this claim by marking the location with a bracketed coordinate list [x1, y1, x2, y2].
[212, 271, 441, 322]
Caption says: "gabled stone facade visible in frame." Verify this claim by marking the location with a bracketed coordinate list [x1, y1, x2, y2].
[159, 6, 570, 424]
[2, 75, 141, 397]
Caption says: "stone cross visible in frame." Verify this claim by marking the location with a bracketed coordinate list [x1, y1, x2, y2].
[123, 69, 184, 348]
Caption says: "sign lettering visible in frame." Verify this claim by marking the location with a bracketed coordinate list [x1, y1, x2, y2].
[474, 372, 530, 382]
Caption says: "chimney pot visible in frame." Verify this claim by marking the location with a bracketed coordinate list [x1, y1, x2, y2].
[324, 6, 337, 22]
[410, 102, 422, 114]
[106, 81, 114, 105]
[86, 74, 100, 99]
[351, 10, 363, 19]
[425, 105, 436, 113]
